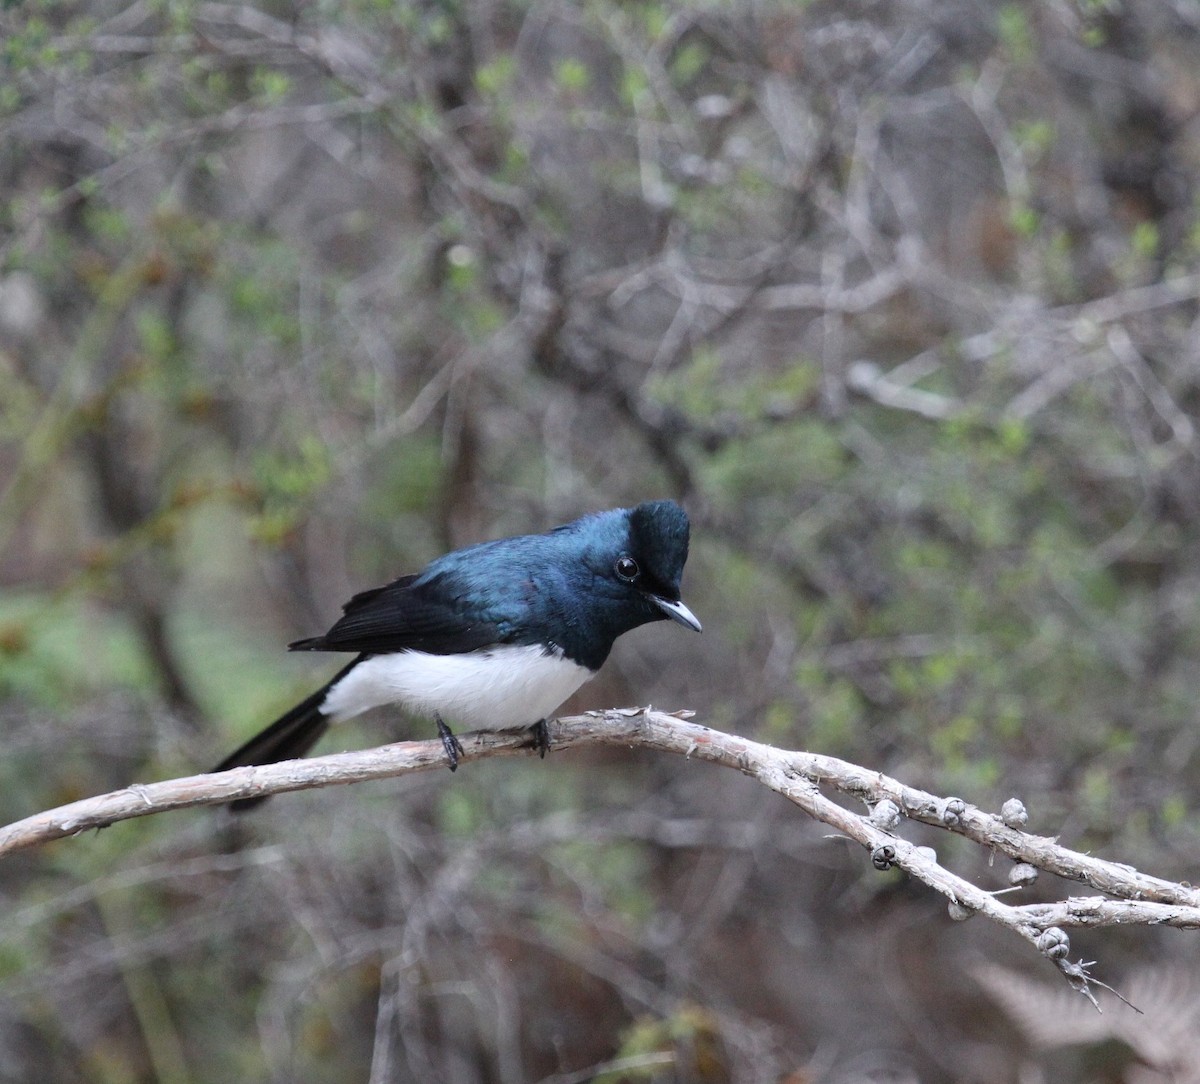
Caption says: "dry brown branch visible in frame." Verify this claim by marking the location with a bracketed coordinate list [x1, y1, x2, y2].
[3, 707, 1197, 1005]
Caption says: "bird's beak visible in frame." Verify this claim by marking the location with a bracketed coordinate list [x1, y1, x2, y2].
[651, 595, 702, 632]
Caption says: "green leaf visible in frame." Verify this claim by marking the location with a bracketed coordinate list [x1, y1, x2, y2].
[555, 57, 590, 93]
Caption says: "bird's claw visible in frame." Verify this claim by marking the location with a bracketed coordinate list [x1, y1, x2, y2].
[435, 714, 464, 771]
[530, 718, 551, 759]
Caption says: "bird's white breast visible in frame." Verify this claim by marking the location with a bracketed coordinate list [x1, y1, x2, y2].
[320, 644, 594, 731]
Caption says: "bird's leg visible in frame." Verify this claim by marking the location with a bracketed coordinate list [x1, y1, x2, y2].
[435, 713, 464, 771]
[529, 718, 550, 759]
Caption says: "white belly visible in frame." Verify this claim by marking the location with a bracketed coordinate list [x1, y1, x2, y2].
[320, 644, 594, 731]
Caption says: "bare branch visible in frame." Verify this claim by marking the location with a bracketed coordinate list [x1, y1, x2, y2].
[3, 707, 1197, 1004]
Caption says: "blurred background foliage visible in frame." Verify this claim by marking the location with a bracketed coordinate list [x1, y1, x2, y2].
[2, 0, 1200, 1080]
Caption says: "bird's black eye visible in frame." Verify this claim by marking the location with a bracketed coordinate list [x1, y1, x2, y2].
[615, 556, 639, 582]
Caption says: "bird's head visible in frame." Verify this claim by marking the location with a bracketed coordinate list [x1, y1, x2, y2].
[569, 500, 701, 639]
[617, 499, 701, 631]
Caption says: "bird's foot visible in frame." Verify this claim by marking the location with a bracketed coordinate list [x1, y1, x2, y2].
[435, 714, 464, 771]
[529, 718, 550, 759]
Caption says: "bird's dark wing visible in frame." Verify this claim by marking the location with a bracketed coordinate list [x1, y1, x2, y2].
[334, 574, 418, 614]
[289, 573, 507, 655]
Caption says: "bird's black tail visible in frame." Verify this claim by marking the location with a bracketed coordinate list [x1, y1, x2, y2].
[212, 658, 359, 812]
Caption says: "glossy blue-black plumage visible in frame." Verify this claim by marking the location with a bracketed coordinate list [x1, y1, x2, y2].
[290, 500, 694, 671]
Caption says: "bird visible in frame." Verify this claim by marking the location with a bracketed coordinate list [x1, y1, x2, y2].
[212, 499, 701, 809]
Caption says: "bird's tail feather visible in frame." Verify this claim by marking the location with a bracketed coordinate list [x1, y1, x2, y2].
[212, 658, 360, 812]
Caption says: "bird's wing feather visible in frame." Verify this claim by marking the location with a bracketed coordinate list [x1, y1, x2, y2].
[289, 572, 509, 655]
[338, 574, 417, 613]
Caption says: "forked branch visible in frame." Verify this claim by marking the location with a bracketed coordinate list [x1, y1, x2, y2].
[2, 708, 1196, 1003]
